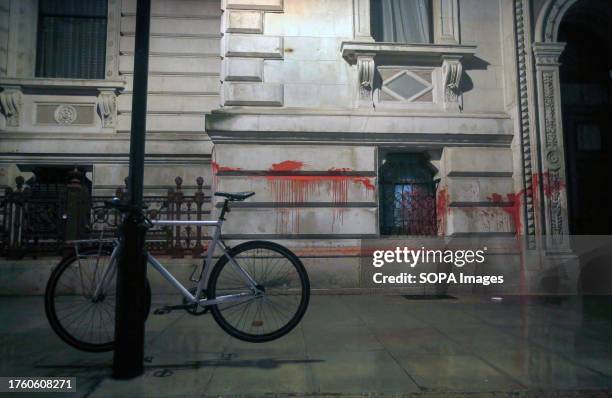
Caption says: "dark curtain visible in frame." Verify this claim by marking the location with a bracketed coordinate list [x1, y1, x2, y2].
[371, 0, 432, 44]
[36, 0, 107, 79]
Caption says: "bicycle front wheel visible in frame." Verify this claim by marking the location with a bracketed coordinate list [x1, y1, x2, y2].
[208, 241, 310, 342]
[44, 247, 151, 352]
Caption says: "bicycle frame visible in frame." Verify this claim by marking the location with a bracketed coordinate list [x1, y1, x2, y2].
[90, 218, 260, 309]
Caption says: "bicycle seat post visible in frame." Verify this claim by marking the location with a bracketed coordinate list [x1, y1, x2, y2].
[219, 199, 230, 221]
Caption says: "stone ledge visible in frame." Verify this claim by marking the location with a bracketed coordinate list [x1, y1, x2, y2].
[223, 82, 283, 106]
[223, 58, 264, 82]
[205, 112, 513, 145]
[226, 10, 263, 34]
[0, 77, 125, 94]
[223, 35, 283, 58]
[341, 41, 477, 64]
[224, 0, 283, 11]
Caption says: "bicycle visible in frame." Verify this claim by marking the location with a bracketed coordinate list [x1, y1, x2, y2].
[44, 192, 310, 352]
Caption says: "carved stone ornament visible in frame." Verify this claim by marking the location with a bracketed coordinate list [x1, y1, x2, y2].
[442, 57, 463, 104]
[0, 88, 23, 127]
[97, 91, 117, 128]
[356, 54, 375, 103]
[54, 104, 78, 125]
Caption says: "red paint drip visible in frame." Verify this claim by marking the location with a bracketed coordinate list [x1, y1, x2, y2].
[436, 188, 449, 236]
[264, 163, 375, 234]
[488, 191, 526, 294]
[353, 178, 376, 191]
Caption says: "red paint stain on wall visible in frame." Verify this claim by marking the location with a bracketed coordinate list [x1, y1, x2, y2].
[212, 162, 242, 173]
[532, 171, 566, 198]
[436, 188, 449, 236]
[270, 160, 305, 172]
[263, 163, 375, 233]
[353, 178, 376, 191]
[488, 192, 522, 235]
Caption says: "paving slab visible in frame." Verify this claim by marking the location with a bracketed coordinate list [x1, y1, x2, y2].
[1, 295, 612, 397]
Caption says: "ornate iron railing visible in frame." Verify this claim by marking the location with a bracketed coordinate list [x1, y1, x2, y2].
[380, 182, 438, 236]
[1, 175, 212, 259]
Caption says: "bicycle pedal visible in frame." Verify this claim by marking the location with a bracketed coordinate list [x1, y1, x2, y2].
[153, 307, 171, 315]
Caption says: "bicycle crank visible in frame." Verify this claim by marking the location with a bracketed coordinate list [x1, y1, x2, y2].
[182, 287, 209, 316]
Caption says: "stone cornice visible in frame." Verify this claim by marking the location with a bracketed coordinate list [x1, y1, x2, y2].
[0, 78, 125, 94]
[341, 41, 477, 64]
[205, 111, 513, 146]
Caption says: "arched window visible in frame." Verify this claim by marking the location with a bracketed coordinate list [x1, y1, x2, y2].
[379, 153, 438, 235]
[370, 0, 433, 44]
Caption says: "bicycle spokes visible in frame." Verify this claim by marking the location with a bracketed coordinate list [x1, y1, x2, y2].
[212, 246, 306, 337]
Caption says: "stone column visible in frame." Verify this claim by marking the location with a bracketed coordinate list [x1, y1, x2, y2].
[353, 0, 374, 41]
[533, 42, 570, 251]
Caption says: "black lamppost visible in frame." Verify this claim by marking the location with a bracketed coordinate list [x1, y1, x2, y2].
[112, 0, 151, 379]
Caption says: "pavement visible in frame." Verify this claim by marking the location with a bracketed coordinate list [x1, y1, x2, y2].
[1, 294, 612, 397]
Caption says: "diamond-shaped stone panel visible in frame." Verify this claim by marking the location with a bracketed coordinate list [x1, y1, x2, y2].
[385, 72, 429, 100]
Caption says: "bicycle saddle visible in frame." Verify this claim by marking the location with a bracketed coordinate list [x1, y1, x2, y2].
[214, 191, 255, 201]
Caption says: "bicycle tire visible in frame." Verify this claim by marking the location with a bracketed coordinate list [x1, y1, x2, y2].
[44, 247, 151, 352]
[208, 240, 310, 343]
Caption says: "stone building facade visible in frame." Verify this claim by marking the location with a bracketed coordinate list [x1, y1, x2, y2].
[1, 0, 610, 292]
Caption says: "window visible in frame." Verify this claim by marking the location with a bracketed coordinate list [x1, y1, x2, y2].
[36, 0, 108, 79]
[379, 153, 438, 235]
[370, 0, 433, 44]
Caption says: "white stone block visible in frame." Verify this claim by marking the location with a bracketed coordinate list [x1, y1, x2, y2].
[117, 94, 219, 113]
[224, 0, 283, 11]
[446, 177, 515, 204]
[223, 35, 283, 58]
[213, 144, 376, 172]
[443, 147, 513, 176]
[222, 207, 377, 235]
[223, 58, 263, 82]
[120, 36, 220, 55]
[119, 55, 221, 75]
[122, 0, 222, 17]
[123, 75, 220, 94]
[447, 207, 515, 235]
[226, 10, 263, 33]
[121, 16, 220, 36]
[223, 82, 283, 106]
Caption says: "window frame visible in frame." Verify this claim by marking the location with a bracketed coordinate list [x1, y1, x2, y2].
[369, 0, 435, 44]
[35, 0, 109, 80]
[378, 152, 440, 237]
[353, 0, 460, 45]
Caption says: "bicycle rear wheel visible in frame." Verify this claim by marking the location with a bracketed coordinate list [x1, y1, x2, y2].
[208, 241, 310, 342]
[44, 247, 151, 352]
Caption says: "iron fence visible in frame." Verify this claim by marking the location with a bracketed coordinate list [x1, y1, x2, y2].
[1, 175, 212, 259]
[380, 182, 438, 236]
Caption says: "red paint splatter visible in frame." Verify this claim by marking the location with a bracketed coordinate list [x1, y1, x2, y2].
[532, 171, 566, 198]
[488, 190, 526, 294]
[211, 162, 242, 173]
[263, 163, 375, 234]
[270, 160, 305, 172]
[488, 192, 522, 235]
[353, 178, 376, 191]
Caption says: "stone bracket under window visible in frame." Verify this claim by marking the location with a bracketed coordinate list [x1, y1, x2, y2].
[0, 78, 124, 132]
[341, 42, 476, 110]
